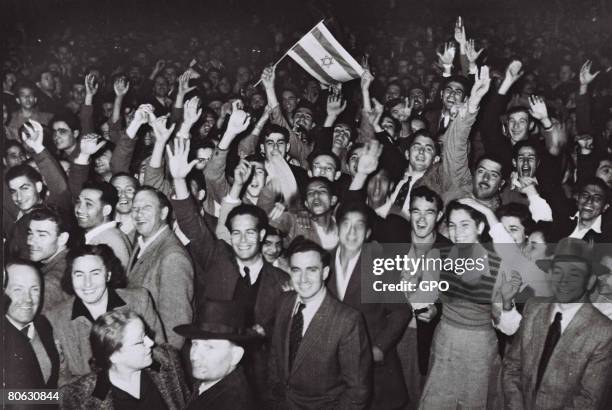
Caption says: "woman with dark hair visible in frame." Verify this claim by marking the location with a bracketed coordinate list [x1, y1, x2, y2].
[47, 244, 164, 386]
[60, 309, 189, 409]
[418, 199, 519, 409]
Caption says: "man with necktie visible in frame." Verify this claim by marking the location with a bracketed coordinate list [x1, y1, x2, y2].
[2, 259, 60, 392]
[267, 239, 372, 409]
[503, 238, 612, 409]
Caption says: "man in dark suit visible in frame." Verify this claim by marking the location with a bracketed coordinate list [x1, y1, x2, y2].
[328, 201, 411, 409]
[268, 239, 372, 409]
[174, 299, 262, 410]
[2, 259, 60, 391]
[503, 238, 612, 409]
[168, 137, 289, 397]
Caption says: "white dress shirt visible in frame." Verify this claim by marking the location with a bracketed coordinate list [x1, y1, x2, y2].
[237, 256, 264, 285]
[137, 225, 168, 258]
[335, 249, 361, 301]
[293, 287, 327, 336]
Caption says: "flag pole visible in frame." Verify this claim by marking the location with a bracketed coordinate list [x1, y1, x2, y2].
[252, 19, 326, 88]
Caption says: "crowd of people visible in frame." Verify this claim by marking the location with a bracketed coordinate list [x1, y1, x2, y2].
[2, 0, 612, 409]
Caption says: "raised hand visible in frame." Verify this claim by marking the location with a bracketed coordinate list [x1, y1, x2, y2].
[396, 97, 413, 122]
[79, 133, 106, 156]
[361, 68, 374, 90]
[579, 60, 600, 86]
[465, 39, 483, 64]
[261, 66, 276, 90]
[178, 70, 197, 96]
[166, 138, 197, 180]
[151, 115, 176, 145]
[468, 65, 491, 110]
[326, 93, 347, 117]
[437, 42, 456, 66]
[356, 139, 383, 176]
[153, 59, 165, 74]
[505, 60, 524, 83]
[85, 73, 99, 97]
[226, 105, 251, 136]
[183, 96, 202, 126]
[21, 120, 45, 154]
[528, 95, 549, 122]
[113, 77, 130, 97]
[268, 202, 286, 222]
[233, 159, 253, 187]
[499, 270, 522, 308]
[454, 16, 467, 47]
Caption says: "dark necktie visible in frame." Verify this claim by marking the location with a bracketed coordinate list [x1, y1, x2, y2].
[394, 176, 412, 207]
[21, 324, 31, 339]
[288, 303, 306, 369]
[243, 266, 251, 286]
[535, 312, 562, 391]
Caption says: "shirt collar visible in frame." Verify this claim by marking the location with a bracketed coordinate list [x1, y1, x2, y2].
[570, 212, 602, 233]
[85, 221, 118, 243]
[71, 288, 126, 322]
[137, 225, 168, 255]
[6, 315, 34, 337]
[297, 286, 327, 308]
[236, 256, 264, 285]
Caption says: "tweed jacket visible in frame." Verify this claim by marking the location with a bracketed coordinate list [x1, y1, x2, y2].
[268, 291, 372, 410]
[40, 248, 72, 314]
[126, 227, 194, 349]
[503, 299, 612, 410]
[328, 248, 411, 409]
[59, 344, 190, 410]
[47, 287, 164, 386]
[3, 315, 60, 390]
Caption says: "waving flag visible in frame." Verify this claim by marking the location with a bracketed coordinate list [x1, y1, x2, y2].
[287, 21, 364, 85]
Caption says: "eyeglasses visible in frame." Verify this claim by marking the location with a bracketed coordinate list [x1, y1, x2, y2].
[265, 141, 286, 149]
[443, 87, 465, 98]
[579, 192, 605, 204]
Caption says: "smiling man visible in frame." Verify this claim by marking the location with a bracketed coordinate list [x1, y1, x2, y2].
[503, 238, 612, 409]
[553, 177, 610, 242]
[126, 187, 194, 349]
[75, 180, 132, 269]
[3, 259, 60, 390]
[267, 239, 371, 409]
[26, 207, 72, 312]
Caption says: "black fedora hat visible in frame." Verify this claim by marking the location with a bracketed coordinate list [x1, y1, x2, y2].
[174, 299, 264, 343]
[536, 238, 610, 277]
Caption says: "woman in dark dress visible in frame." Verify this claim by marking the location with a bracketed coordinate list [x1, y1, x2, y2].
[59, 309, 189, 410]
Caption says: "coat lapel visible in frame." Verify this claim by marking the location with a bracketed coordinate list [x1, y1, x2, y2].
[253, 263, 277, 325]
[527, 303, 554, 393]
[289, 293, 332, 376]
[281, 295, 297, 380]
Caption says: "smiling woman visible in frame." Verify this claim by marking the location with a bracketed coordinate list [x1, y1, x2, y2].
[59, 309, 189, 410]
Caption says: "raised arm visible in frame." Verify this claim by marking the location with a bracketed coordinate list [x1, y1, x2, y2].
[111, 77, 130, 128]
[71, 134, 106, 200]
[79, 73, 98, 135]
[529, 95, 566, 156]
[144, 113, 176, 197]
[109, 104, 150, 174]
[576, 60, 599, 134]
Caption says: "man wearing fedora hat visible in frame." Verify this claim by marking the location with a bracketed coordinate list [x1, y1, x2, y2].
[174, 299, 263, 410]
[267, 239, 372, 409]
[503, 238, 612, 409]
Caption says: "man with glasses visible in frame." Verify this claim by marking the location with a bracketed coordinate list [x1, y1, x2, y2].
[552, 177, 611, 243]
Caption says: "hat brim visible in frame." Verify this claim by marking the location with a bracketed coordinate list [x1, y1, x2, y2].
[173, 324, 265, 343]
[536, 257, 610, 277]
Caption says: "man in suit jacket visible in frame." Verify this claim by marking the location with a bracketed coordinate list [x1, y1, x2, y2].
[268, 239, 372, 409]
[3, 260, 60, 390]
[328, 201, 411, 409]
[168, 140, 289, 398]
[126, 187, 194, 349]
[503, 238, 612, 409]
